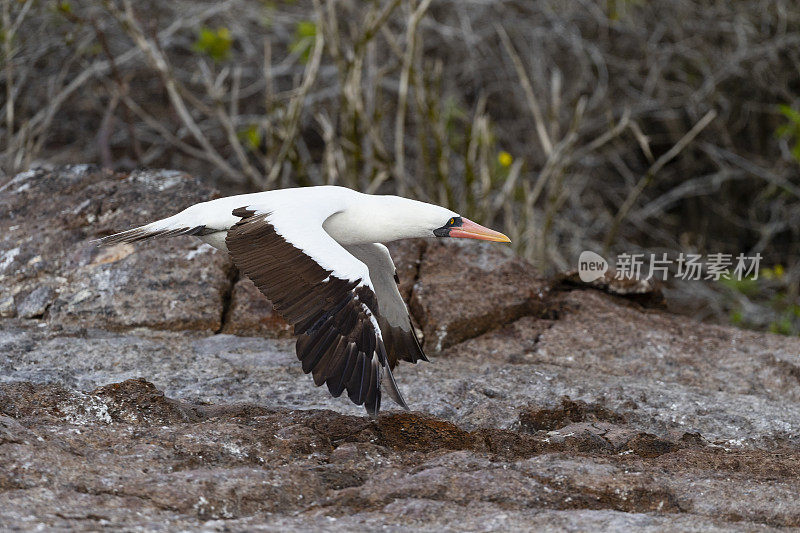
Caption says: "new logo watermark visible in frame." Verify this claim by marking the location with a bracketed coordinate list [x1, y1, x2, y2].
[578, 251, 762, 281]
[578, 251, 609, 282]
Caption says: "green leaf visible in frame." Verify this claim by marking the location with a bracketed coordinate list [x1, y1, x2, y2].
[290, 20, 317, 63]
[778, 104, 800, 125]
[193, 27, 233, 63]
[769, 317, 795, 336]
[775, 124, 791, 138]
[237, 124, 262, 152]
[792, 141, 800, 162]
[718, 275, 759, 297]
[775, 103, 800, 164]
[296, 20, 316, 39]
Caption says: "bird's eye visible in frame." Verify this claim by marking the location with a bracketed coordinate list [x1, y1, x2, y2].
[449, 218, 455, 226]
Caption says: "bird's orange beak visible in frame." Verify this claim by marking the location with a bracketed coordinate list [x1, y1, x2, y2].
[449, 218, 511, 243]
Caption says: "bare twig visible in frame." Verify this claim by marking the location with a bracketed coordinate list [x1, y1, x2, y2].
[496, 23, 553, 157]
[105, 0, 246, 184]
[604, 109, 718, 250]
[393, 0, 433, 194]
[1, 0, 33, 173]
[266, 5, 325, 186]
[198, 60, 262, 186]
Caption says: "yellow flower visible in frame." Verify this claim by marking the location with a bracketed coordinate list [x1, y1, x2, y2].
[774, 264, 784, 278]
[498, 151, 513, 168]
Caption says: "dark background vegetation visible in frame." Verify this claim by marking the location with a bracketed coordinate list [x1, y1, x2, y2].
[1, 0, 799, 333]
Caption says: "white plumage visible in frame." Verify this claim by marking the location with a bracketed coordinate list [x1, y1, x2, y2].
[99, 185, 510, 415]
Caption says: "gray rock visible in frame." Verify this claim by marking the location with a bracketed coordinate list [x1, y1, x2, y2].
[0, 166, 235, 332]
[1, 166, 800, 531]
[15, 285, 53, 318]
[0, 296, 15, 318]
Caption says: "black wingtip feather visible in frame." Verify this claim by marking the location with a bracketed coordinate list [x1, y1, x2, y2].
[363, 358, 381, 417]
[327, 343, 358, 398]
[347, 352, 369, 405]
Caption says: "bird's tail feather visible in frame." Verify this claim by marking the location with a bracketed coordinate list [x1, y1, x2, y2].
[96, 219, 208, 247]
[383, 364, 409, 411]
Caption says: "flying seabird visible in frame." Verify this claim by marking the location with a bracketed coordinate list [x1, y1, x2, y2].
[98, 185, 510, 415]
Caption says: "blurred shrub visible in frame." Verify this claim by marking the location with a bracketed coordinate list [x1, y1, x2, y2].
[1, 0, 799, 333]
[720, 265, 800, 336]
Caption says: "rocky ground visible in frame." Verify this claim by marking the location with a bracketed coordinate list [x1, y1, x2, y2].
[1, 166, 800, 531]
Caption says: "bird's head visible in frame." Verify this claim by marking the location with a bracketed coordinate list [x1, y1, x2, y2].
[353, 195, 511, 244]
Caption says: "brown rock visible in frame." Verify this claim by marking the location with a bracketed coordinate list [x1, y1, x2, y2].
[221, 278, 292, 337]
[93, 378, 206, 425]
[518, 396, 626, 432]
[410, 240, 550, 351]
[4, 379, 800, 529]
[557, 269, 666, 309]
[624, 432, 680, 458]
[385, 238, 427, 300]
[373, 411, 478, 452]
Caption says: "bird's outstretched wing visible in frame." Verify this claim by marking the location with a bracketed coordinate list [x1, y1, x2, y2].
[343, 244, 427, 370]
[225, 207, 407, 415]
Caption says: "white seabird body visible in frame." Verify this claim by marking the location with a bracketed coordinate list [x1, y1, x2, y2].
[98, 185, 510, 415]
[148, 186, 463, 252]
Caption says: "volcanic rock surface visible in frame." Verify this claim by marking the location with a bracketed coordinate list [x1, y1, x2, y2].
[1, 166, 800, 531]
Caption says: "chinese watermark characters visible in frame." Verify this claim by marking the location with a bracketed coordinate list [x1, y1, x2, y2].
[579, 251, 762, 282]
